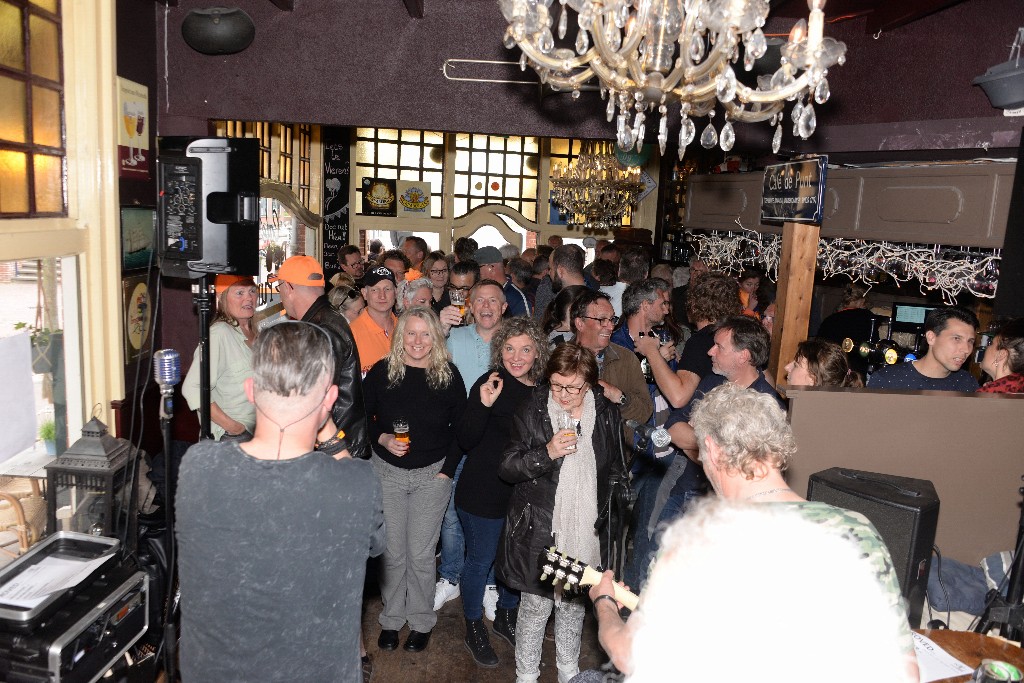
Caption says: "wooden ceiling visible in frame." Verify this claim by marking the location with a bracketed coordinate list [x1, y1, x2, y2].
[769, 0, 968, 34]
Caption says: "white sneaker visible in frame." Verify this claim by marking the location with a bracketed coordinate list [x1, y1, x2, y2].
[482, 584, 498, 621]
[433, 578, 460, 611]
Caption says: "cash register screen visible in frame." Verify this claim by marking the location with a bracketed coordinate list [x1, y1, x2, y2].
[891, 303, 937, 332]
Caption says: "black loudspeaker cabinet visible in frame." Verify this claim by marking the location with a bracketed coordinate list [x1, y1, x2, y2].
[157, 137, 259, 279]
[806, 467, 939, 628]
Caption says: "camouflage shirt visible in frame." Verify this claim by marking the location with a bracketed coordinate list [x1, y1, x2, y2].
[770, 501, 915, 654]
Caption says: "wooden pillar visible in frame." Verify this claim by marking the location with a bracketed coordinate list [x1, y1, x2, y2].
[768, 221, 820, 386]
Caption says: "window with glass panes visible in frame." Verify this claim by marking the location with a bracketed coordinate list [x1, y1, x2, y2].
[218, 120, 273, 179]
[0, 0, 65, 217]
[298, 124, 311, 208]
[353, 128, 444, 219]
[277, 123, 293, 185]
[453, 133, 539, 221]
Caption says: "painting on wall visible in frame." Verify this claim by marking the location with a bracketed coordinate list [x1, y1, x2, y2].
[118, 77, 150, 178]
[122, 273, 154, 370]
[121, 207, 156, 272]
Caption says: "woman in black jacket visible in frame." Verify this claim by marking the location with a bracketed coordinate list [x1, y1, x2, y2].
[456, 317, 549, 668]
[496, 342, 625, 683]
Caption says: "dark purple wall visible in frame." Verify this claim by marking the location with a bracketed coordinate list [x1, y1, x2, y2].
[155, 0, 1023, 155]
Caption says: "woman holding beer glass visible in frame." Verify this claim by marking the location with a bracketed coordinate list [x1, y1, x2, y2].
[363, 307, 467, 654]
[496, 342, 625, 683]
[455, 317, 549, 667]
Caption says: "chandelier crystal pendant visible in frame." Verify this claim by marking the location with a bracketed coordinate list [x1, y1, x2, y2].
[550, 140, 645, 232]
[499, 0, 847, 157]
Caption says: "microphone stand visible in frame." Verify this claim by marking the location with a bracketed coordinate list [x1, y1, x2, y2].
[196, 274, 214, 440]
[158, 363, 179, 683]
[974, 478, 1024, 639]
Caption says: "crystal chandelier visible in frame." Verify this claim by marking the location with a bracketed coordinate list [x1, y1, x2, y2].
[499, 0, 847, 157]
[550, 140, 644, 232]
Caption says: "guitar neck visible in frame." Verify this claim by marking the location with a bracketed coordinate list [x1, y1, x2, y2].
[579, 565, 639, 611]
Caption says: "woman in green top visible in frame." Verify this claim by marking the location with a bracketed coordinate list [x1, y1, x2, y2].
[182, 275, 258, 440]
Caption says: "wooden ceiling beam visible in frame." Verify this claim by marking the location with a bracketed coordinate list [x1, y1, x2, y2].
[403, 0, 425, 19]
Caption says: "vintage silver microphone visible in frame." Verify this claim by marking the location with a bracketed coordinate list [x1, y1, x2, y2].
[153, 349, 181, 420]
[624, 419, 672, 449]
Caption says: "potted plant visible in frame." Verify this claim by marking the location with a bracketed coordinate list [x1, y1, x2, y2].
[38, 419, 56, 455]
[14, 322, 63, 374]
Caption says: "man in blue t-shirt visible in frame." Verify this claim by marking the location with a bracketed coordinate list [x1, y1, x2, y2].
[867, 306, 980, 392]
[651, 316, 782, 532]
[434, 280, 508, 615]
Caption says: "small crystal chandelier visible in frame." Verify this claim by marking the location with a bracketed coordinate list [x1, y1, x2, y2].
[550, 140, 644, 232]
[499, 0, 847, 157]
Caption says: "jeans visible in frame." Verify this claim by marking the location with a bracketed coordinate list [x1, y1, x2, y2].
[457, 507, 520, 620]
[438, 456, 466, 583]
[516, 592, 585, 683]
[623, 466, 663, 591]
[372, 456, 452, 633]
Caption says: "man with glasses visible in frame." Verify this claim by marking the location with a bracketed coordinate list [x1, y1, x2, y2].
[437, 260, 480, 333]
[338, 244, 366, 286]
[571, 289, 653, 427]
[269, 255, 369, 460]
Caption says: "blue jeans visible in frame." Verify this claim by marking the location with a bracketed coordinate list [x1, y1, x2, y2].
[438, 456, 466, 583]
[624, 467, 663, 591]
[457, 508, 520, 620]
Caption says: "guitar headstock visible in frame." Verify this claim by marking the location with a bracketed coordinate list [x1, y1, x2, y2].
[539, 546, 593, 592]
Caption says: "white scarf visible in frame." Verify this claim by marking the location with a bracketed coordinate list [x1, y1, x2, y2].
[548, 390, 601, 570]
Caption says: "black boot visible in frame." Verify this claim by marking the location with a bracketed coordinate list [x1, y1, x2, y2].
[493, 606, 517, 646]
[464, 618, 499, 667]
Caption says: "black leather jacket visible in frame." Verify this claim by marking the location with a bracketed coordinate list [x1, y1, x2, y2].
[495, 387, 624, 598]
[301, 295, 369, 460]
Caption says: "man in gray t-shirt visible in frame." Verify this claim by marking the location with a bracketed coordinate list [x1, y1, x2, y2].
[177, 322, 385, 683]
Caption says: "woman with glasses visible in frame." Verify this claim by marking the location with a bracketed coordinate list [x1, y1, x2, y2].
[496, 342, 625, 683]
[363, 307, 467, 655]
[423, 251, 450, 314]
[328, 274, 367, 324]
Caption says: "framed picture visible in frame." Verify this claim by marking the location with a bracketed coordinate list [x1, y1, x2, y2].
[121, 207, 156, 272]
[122, 273, 154, 370]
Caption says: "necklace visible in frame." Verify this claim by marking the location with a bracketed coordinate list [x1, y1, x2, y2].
[745, 487, 790, 500]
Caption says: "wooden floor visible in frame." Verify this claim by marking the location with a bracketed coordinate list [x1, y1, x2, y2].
[361, 588, 608, 683]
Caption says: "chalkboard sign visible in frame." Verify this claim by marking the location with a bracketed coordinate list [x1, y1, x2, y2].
[760, 156, 827, 225]
[321, 127, 351, 272]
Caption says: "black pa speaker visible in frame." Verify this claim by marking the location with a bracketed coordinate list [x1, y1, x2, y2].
[157, 137, 259, 279]
[807, 467, 939, 628]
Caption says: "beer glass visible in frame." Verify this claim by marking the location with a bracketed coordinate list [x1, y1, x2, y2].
[393, 418, 410, 446]
[449, 288, 467, 324]
[557, 411, 577, 452]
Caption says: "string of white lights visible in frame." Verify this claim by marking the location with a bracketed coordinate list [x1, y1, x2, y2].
[689, 229, 1001, 304]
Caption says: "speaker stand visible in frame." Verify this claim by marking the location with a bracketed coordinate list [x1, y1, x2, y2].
[974, 479, 1024, 640]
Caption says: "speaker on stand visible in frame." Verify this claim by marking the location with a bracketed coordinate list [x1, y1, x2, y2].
[807, 467, 939, 627]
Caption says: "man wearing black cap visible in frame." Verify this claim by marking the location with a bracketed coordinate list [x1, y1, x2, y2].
[351, 265, 399, 374]
[474, 246, 506, 283]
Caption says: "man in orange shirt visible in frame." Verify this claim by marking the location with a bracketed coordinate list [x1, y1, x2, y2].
[351, 266, 399, 374]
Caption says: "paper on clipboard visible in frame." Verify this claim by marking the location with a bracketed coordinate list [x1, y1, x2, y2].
[0, 554, 111, 609]
[914, 632, 974, 682]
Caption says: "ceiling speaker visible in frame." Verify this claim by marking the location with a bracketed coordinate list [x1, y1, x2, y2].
[181, 7, 255, 56]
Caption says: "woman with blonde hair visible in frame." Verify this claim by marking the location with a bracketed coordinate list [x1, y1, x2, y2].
[182, 274, 258, 440]
[362, 306, 467, 655]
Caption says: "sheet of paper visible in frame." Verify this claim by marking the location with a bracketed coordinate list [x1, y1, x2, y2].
[0, 553, 111, 609]
[914, 632, 975, 682]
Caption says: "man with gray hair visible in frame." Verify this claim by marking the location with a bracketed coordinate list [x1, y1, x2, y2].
[583, 382, 916, 682]
[177, 322, 385, 683]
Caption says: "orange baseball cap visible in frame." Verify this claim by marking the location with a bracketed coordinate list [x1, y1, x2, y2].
[267, 255, 325, 286]
[214, 274, 255, 295]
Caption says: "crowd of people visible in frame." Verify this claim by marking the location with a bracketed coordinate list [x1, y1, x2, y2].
[175, 235, 1023, 683]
